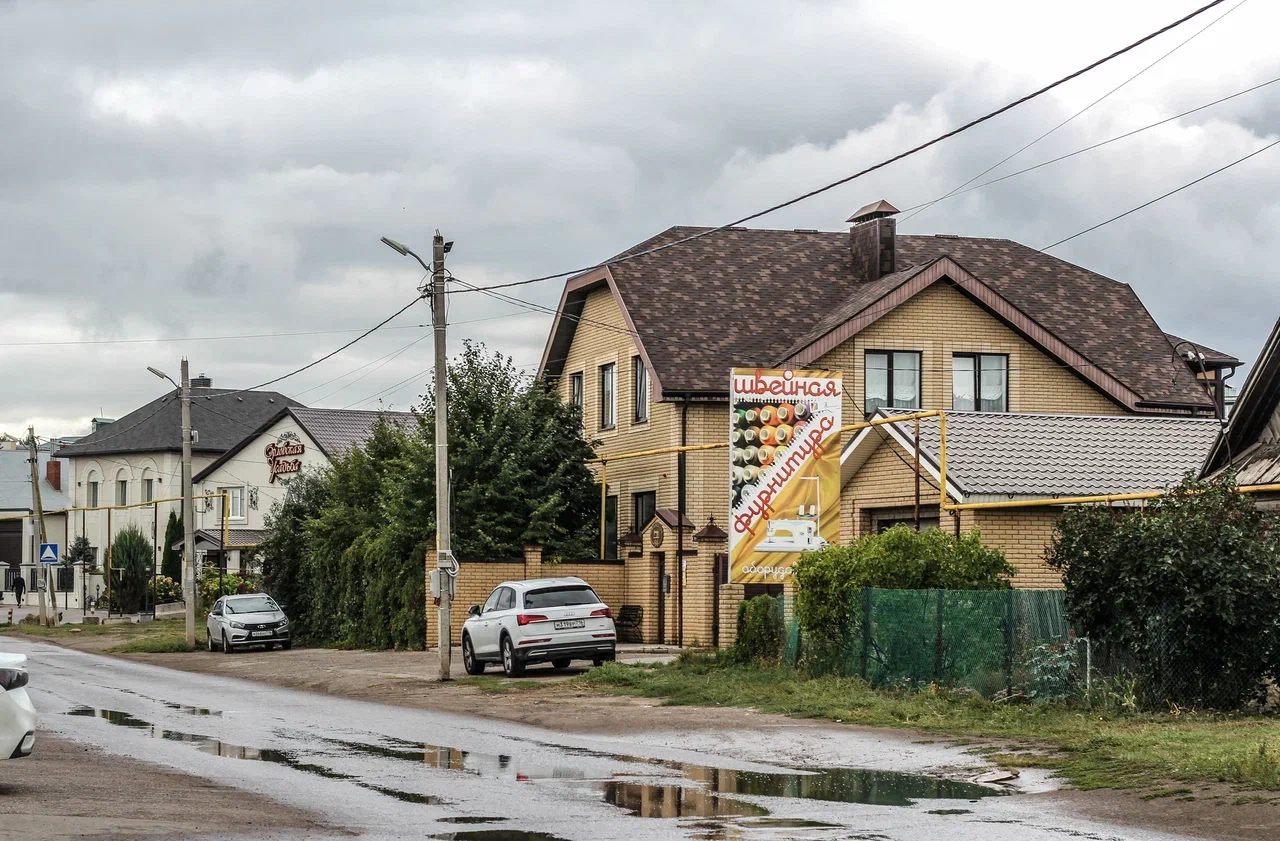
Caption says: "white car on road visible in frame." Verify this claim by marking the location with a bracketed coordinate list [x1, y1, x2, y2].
[0, 651, 36, 760]
[206, 593, 292, 653]
[461, 578, 616, 677]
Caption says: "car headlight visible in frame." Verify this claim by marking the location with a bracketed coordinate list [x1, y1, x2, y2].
[229, 621, 246, 629]
[278, 619, 289, 628]
[0, 668, 29, 691]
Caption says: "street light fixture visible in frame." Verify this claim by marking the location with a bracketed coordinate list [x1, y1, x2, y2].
[146, 360, 195, 647]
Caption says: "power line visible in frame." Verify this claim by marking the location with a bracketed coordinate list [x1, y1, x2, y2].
[292, 331, 431, 399]
[311, 333, 432, 404]
[1043, 135, 1280, 250]
[894, 74, 1280, 215]
[442, 0, 1229, 297]
[900, 0, 1250, 226]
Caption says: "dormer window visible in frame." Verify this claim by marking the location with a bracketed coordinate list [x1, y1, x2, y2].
[953, 353, 1008, 412]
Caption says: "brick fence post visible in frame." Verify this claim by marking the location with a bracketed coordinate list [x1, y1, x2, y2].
[522, 545, 542, 578]
[424, 546, 438, 649]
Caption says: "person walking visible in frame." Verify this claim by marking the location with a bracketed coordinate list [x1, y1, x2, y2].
[12, 574, 25, 606]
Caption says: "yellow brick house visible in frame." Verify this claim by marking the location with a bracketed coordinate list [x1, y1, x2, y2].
[538, 201, 1232, 644]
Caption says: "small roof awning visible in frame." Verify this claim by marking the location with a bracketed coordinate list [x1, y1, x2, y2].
[171, 528, 267, 552]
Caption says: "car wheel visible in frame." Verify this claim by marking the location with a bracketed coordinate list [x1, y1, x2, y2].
[207, 633, 215, 652]
[222, 632, 234, 654]
[462, 635, 485, 675]
[501, 635, 524, 678]
[281, 641, 292, 651]
[551, 658, 571, 670]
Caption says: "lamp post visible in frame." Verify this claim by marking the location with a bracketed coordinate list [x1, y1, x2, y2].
[148, 361, 195, 647]
[381, 234, 454, 679]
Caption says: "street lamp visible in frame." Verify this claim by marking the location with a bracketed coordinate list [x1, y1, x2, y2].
[382, 232, 455, 679]
[148, 361, 195, 647]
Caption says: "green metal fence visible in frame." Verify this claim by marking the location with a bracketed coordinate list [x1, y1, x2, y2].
[782, 588, 1073, 699]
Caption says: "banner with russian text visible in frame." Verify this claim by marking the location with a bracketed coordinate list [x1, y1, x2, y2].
[729, 368, 842, 584]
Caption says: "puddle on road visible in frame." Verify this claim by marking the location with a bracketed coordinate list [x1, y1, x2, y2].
[65, 706, 445, 805]
[431, 833, 568, 841]
[691, 765, 1002, 807]
[438, 817, 506, 825]
[603, 781, 770, 819]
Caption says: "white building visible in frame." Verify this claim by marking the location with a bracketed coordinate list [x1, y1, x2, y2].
[191, 407, 418, 572]
[0, 442, 72, 609]
[55, 378, 300, 603]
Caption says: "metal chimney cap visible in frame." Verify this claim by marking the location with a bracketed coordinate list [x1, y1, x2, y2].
[847, 200, 900, 224]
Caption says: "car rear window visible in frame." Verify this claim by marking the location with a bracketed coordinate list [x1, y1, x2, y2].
[523, 586, 601, 609]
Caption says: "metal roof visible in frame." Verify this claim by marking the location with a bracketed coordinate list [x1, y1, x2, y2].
[845, 410, 1221, 499]
[289, 407, 418, 458]
[0, 449, 71, 512]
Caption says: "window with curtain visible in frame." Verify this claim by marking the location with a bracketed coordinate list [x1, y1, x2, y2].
[570, 372, 584, 407]
[116, 479, 127, 506]
[144, 478, 154, 503]
[633, 357, 649, 422]
[599, 363, 617, 429]
[865, 351, 921, 414]
[88, 481, 99, 508]
[218, 486, 245, 519]
[952, 353, 1008, 412]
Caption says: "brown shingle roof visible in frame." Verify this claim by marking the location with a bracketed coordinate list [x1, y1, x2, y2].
[1164, 333, 1241, 367]
[544, 226, 1213, 411]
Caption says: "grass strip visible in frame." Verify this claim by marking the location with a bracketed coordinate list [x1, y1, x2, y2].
[571, 656, 1280, 792]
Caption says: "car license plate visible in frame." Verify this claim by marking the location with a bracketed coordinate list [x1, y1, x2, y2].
[250, 630, 272, 637]
[554, 619, 585, 630]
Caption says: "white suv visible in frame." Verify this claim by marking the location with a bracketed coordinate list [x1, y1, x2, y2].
[461, 578, 616, 677]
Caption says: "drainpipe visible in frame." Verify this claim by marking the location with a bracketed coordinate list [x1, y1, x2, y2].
[677, 395, 688, 648]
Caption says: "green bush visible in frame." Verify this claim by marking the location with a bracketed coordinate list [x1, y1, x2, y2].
[108, 525, 153, 614]
[148, 575, 182, 604]
[1047, 475, 1280, 709]
[792, 526, 1013, 668]
[732, 595, 784, 665]
[198, 567, 262, 611]
[161, 512, 183, 582]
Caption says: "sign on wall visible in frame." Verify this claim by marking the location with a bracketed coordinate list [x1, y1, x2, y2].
[729, 368, 842, 584]
[265, 432, 305, 484]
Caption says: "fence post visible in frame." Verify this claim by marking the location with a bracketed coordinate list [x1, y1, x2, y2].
[860, 588, 871, 682]
[933, 588, 944, 682]
[1005, 588, 1015, 697]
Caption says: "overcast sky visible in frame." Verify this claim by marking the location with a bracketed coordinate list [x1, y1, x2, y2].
[3, 0, 1278, 439]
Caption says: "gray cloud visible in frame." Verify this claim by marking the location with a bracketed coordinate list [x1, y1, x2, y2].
[2, 0, 1278, 437]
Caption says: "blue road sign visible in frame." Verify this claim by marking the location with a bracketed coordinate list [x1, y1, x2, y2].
[38, 543, 59, 564]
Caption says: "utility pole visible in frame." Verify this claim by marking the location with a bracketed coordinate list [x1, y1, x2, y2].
[432, 232, 453, 681]
[27, 427, 50, 626]
[181, 358, 196, 647]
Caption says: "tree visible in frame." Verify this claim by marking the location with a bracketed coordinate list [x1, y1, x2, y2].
[261, 469, 328, 641]
[108, 525, 153, 614]
[1047, 475, 1280, 709]
[161, 511, 183, 582]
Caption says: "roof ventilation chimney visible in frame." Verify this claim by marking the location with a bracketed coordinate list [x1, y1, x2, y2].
[848, 200, 899, 282]
[191, 373, 213, 389]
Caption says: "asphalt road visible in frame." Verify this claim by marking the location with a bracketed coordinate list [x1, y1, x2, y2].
[13, 638, 1206, 841]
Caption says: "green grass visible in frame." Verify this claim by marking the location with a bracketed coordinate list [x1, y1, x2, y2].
[572, 656, 1280, 792]
[1, 618, 206, 651]
[107, 635, 201, 653]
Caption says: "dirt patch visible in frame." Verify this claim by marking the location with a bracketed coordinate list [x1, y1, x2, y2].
[0, 732, 342, 841]
[1043, 787, 1280, 841]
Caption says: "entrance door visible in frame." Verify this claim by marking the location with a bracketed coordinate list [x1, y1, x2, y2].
[0, 522, 20, 594]
[655, 552, 666, 644]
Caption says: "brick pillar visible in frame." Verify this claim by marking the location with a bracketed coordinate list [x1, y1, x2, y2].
[523, 545, 542, 578]
[424, 546, 438, 649]
[718, 583, 745, 648]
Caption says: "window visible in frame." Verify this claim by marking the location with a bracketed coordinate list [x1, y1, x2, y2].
[952, 353, 1008, 412]
[495, 587, 516, 611]
[116, 479, 127, 506]
[599, 363, 617, 429]
[144, 478, 154, 503]
[570, 372, 584, 408]
[633, 357, 649, 423]
[88, 481, 99, 508]
[482, 588, 503, 614]
[865, 351, 921, 414]
[604, 495, 618, 560]
[218, 487, 245, 519]
[633, 491, 656, 533]
[876, 516, 942, 533]
[523, 585, 602, 609]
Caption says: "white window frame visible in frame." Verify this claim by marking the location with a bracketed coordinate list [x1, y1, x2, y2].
[88, 481, 99, 508]
[143, 478, 154, 503]
[633, 356, 649, 423]
[599, 362, 617, 429]
[116, 479, 127, 506]
[217, 486, 245, 520]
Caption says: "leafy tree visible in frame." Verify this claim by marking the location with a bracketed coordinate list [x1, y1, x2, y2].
[108, 524, 153, 614]
[1047, 475, 1280, 709]
[261, 469, 328, 640]
[161, 511, 183, 582]
[63, 536, 95, 571]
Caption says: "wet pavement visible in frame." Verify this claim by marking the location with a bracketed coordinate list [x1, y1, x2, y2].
[12, 638, 1202, 841]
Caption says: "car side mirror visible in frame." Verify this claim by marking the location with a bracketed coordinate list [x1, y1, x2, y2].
[468, 605, 481, 617]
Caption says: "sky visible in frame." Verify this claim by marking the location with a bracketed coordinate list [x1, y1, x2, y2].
[2, 0, 1279, 439]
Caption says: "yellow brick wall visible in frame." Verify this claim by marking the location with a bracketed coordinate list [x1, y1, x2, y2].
[816, 281, 1126, 419]
[971, 509, 1065, 590]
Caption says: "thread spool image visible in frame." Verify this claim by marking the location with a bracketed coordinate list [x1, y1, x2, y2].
[731, 428, 747, 447]
[742, 465, 761, 483]
[732, 447, 747, 466]
[758, 445, 776, 466]
[773, 424, 792, 446]
[758, 405, 780, 426]
[734, 409, 750, 428]
[744, 408, 759, 425]
[758, 426, 777, 446]
[744, 445, 760, 466]
[775, 404, 795, 424]
[772, 445, 788, 465]
[731, 466, 747, 485]
[793, 403, 812, 421]
[742, 427, 760, 446]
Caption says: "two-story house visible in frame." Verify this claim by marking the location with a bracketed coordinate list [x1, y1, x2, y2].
[539, 201, 1231, 642]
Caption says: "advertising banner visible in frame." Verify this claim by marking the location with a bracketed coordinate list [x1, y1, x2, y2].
[729, 368, 842, 584]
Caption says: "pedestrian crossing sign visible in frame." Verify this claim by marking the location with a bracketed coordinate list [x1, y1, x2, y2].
[38, 543, 58, 564]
